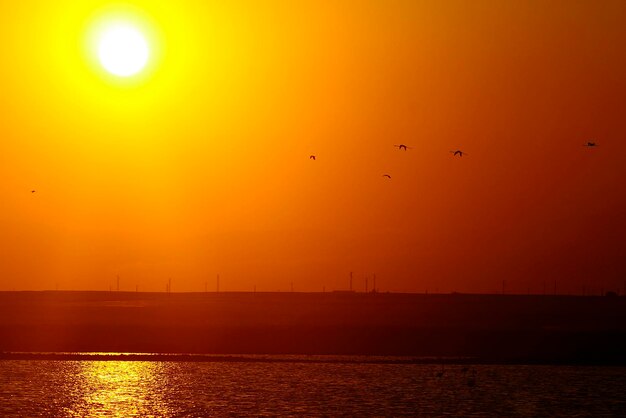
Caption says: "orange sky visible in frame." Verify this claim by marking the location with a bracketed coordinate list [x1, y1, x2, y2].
[1, 0, 625, 293]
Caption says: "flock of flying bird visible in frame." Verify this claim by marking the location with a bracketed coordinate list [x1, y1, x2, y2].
[28, 141, 598, 194]
[306, 141, 598, 180]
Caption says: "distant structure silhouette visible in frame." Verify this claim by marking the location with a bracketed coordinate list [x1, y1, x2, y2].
[584, 141, 597, 147]
[450, 150, 467, 157]
[394, 144, 411, 151]
[382, 174, 392, 179]
[309, 155, 316, 160]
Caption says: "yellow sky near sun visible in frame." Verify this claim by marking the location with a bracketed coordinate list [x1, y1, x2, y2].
[1, 1, 626, 293]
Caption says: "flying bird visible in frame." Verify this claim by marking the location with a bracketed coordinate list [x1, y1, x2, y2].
[583, 141, 597, 147]
[31, 190, 36, 194]
[450, 150, 467, 157]
[309, 155, 316, 160]
[394, 144, 411, 151]
[382, 174, 392, 179]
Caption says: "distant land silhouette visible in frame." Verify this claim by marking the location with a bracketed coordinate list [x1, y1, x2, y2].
[0, 291, 625, 365]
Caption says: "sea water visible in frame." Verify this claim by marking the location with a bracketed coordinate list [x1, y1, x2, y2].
[1, 358, 625, 416]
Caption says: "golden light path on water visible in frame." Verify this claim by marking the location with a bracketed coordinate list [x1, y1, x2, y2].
[1, 358, 626, 415]
[68, 361, 171, 417]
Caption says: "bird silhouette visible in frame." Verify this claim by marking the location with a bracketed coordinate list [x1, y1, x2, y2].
[450, 150, 467, 157]
[583, 141, 597, 147]
[382, 174, 392, 179]
[309, 155, 316, 160]
[394, 144, 411, 151]
[31, 190, 36, 194]
[466, 369, 477, 387]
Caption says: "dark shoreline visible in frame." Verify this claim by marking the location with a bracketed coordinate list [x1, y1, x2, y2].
[1, 291, 625, 365]
[0, 352, 464, 364]
[2, 352, 625, 366]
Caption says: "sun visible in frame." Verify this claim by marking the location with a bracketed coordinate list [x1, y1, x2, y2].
[97, 24, 149, 77]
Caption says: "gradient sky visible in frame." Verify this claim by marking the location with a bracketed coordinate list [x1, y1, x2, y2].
[1, 0, 625, 293]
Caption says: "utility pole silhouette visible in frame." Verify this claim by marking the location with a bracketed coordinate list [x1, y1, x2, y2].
[205, 281, 208, 293]
[373, 274, 376, 293]
[350, 272, 353, 291]
[290, 282, 294, 292]
[502, 280, 506, 295]
[216, 274, 220, 293]
[554, 280, 557, 296]
[136, 284, 138, 293]
[117, 275, 120, 292]
[168, 277, 172, 293]
[365, 276, 368, 293]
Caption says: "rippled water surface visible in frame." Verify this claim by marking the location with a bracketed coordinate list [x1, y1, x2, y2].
[1, 359, 625, 416]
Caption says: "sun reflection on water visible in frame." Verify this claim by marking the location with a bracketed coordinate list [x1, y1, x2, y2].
[68, 361, 171, 417]
[1, 360, 626, 416]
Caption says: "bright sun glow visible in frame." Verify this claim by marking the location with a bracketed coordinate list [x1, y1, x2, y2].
[98, 25, 149, 77]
